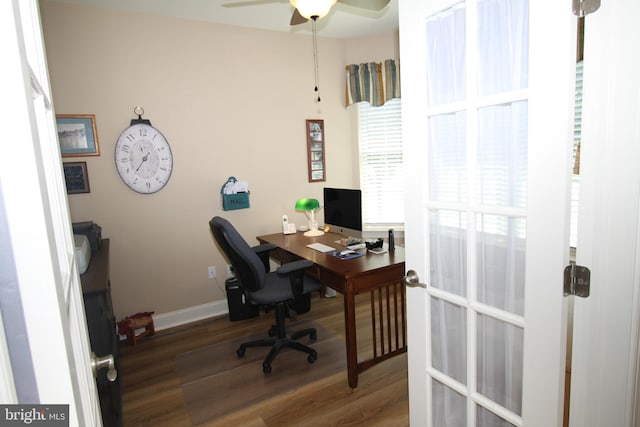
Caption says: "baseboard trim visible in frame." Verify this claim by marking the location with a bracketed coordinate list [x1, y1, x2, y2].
[118, 300, 230, 341]
[152, 299, 229, 331]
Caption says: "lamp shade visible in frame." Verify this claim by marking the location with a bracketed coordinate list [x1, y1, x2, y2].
[290, 0, 337, 19]
[295, 198, 320, 211]
[295, 198, 324, 236]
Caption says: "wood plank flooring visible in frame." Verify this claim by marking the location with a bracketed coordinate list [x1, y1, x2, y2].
[119, 292, 409, 426]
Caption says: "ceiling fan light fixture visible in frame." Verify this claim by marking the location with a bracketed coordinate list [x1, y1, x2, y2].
[290, 0, 337, 20]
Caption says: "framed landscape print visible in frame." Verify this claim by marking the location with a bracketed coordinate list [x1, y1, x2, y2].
[56, 114, 100, 157]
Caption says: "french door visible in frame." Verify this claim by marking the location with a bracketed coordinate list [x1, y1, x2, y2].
[400, 0, 576, 425]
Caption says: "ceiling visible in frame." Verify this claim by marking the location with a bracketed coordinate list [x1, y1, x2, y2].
[51, 0, 399, 39]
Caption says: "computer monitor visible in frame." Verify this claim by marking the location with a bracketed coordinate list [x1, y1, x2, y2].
[323, 187, 362, 238]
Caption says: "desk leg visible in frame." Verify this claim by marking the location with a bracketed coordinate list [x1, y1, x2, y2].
[343, 285, 359, 389]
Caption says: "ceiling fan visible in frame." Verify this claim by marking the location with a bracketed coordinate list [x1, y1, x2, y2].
[222, 0, 391, 26]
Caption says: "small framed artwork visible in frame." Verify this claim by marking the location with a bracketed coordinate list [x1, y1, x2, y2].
[305, 119, 326, 182]
[56, 114, 100, 157]
[63, 162, 90, 194]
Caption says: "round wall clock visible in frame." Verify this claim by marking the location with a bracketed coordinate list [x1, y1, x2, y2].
[115, 114, 173, 194]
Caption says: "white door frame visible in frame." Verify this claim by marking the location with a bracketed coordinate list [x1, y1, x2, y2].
[569, 1, 640, 425]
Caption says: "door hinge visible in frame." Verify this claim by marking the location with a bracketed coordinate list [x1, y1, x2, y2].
[564, 263, 591, 297]
[572, 0, 600, 17]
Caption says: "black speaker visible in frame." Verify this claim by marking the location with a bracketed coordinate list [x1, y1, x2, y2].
[225, 278, 259, 321]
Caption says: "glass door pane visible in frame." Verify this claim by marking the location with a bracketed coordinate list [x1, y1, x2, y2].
[431, 297, 467, 383]
[425, 0, 530, 425]
[433, 379, 467, 427]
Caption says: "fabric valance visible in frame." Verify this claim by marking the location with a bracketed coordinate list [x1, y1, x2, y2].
[345, 59, 400, 107]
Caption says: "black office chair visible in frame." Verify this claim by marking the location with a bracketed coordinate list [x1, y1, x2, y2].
[209, 216, 321, 373]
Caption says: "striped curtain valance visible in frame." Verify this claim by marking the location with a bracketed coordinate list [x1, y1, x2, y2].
[345, 59, 400, 107]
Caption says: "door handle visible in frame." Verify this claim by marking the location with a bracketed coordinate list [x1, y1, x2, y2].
[91, 352, 117, 382]
[404, 269, 427, 288]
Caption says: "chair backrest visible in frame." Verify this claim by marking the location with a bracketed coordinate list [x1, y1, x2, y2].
[209, 216, 266, 292]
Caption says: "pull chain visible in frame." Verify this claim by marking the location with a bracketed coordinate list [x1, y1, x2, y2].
[311, 16, 321, 102]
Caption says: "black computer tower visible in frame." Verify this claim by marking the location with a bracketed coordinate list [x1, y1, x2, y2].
[225, 278, 259, 321]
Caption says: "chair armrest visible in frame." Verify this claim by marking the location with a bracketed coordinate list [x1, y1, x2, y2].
[252, 244, 277, 272]
[252, 243, 277, 255]
[275, 259, 313, 275]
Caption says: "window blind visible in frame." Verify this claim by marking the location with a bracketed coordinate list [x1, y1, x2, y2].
[570, 60, 583, 249]
[358, 98, 404, 230]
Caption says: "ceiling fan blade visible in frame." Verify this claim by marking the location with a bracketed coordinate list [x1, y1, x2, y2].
[290, 8, 308, 25]
[337, 0, 390, 11]
[222, 0, 281, 8]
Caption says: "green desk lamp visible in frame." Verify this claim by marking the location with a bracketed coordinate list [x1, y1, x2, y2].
[295, 198, 324, 237]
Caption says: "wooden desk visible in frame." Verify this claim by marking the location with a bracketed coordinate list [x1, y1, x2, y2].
[256, 232, 407, 388]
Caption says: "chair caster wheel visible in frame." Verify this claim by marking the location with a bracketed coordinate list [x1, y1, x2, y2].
[307, 352, 317, 364]
[236, 347, 246, 358]
[263, 363, 272, 374]
[310, 331, 317, 341]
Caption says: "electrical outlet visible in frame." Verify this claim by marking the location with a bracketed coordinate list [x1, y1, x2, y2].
[208, 266, 216, 279]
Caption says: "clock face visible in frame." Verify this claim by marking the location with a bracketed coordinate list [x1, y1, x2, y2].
[115, 123, 173, 194]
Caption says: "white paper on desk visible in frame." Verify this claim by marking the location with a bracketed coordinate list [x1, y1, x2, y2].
[307, 243, 335, 253]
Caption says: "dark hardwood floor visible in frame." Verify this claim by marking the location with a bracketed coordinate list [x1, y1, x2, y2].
[119, 292, 409, 426]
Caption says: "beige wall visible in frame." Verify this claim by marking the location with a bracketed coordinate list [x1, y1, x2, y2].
[40, 1, 398, 321]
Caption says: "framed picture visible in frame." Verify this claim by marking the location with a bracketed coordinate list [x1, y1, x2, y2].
[63, 161, 90, 194]
[56, 114, 100, 157]
[305, 119, 326, 182]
